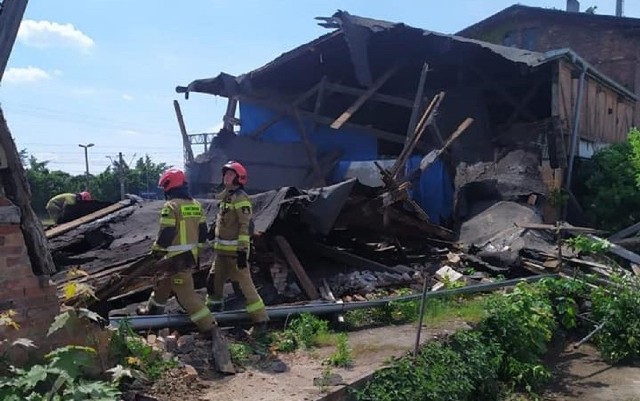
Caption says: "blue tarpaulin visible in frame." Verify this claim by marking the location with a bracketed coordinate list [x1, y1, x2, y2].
[238, 102, 453, 223]
[239, 102, 377, 160]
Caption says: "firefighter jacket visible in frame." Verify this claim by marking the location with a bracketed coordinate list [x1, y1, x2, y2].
[46, 193, 77, 213]
[213, 188, 252, 256]
[152, 198, 208, 260]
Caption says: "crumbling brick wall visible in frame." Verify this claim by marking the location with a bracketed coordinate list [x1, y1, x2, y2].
[0, 196, 60, 349]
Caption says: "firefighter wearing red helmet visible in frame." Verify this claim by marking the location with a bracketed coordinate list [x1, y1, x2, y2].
[206, 161, 269, 329]
[138, 167, 233, 372]
[45, 191, 92, 224]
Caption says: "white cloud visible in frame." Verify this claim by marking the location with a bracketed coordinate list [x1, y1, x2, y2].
[18, 19, 94, 52]
[4, 66, 51, 84]
[122, 94, 134, 101]
[119, 129, 143, 136]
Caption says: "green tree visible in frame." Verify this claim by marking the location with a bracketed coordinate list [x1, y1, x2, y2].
[576, 130, 640, 231]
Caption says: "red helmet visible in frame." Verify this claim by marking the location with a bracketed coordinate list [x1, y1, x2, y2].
[79, 191, 92, 201]
[222, 161, 248, 185]
[158, 168, 186, 192]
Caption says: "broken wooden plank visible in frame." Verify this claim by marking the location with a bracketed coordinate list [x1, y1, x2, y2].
[608, 220, 640, 241]
[45, 200, 131, 239]
[324, 82, 417, 108]
[173, 100, 194, 164]
[632, 264, 640, 276]
[405, 63, 429, 144]
[330, 65, 399, 129]
[248, 82, 322, 138]
[322, 278, 344, 323]
[515, 222, 605, 234]
[275, 236, 320, 300]
[309, 241, 408, 275]
[587, 234, 640, 265]
[294, 108, 325, 186]
[391, 92, 445, 179]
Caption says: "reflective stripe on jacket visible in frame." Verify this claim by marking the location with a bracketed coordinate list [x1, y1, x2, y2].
[214, 188, 252, 256]
[153, 198, 207, 259]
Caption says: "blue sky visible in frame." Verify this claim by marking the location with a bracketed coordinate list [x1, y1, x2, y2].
[1, 0, 637, 175]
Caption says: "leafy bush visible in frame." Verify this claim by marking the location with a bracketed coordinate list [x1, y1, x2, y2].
[0, 345, 122, 400]
[110, 319, 176, 381]
[591, 276, 640, 364]
[327, 333, 353, 368]
[229, 342, 252, 366]
[575, 133, 640, 231]
[272, 313, 331, 352]
[565, 235, 610, 255]
[538, 277, 590, 330]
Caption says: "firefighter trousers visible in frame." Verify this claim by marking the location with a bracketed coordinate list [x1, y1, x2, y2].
[148, 270, 215, 332]
[207, 254, 268, 323]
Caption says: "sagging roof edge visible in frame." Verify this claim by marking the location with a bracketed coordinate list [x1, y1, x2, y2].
[176, 11, 637, 102]
[545, 48, 637, 101]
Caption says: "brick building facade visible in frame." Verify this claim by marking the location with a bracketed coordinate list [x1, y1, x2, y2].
[458, 5, 640, 126]
[0, 197, 60, 352]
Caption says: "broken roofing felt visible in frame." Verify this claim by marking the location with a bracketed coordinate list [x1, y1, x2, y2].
[176, 10, 547, 99]
[177, 10, 634, 103]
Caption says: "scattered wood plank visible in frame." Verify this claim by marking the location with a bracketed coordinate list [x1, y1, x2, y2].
[275, 236, 320, 300]
[309, 241, 408, 275]
[632, 264, 640, 276]
[587, 234, 640, 265]
[515, 222, 605, 234]
[173, 100, 194, 164]
[45, 200, 131, 239]
[608, 221, 640, 241]
[330, 65, 399, 129]
[405, 63, 429, 144]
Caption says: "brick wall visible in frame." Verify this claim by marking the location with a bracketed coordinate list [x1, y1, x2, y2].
[466, 17, 640, 92]
[0, 196, 60, 359]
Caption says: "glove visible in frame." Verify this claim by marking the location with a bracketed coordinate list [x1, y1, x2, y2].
[237, 250, 248, 269]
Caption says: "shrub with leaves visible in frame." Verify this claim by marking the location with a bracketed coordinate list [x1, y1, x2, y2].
[110, 319, 176, 381]
[538, 277, 590, 330]
[565, 235, 610, 255]
[0, 345, 123, 400]
[478, 283, 555, 391]
[327, 333, 353, 368]
[591, 276, 640, 364]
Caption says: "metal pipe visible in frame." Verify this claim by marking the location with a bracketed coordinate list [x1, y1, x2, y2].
[109, 274, 557, 331]
[564, 65, 587, 220]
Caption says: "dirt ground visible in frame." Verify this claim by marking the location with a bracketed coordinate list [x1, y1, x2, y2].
[142, 321, 640, 401]
[543, 343, 640, 401]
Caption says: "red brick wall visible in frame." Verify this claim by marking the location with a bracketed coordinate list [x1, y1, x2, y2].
[466, 17, 640, 92]
[0, 197, 60, 355]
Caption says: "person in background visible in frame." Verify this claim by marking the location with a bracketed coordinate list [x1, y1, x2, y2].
[46, 191, 91, 224]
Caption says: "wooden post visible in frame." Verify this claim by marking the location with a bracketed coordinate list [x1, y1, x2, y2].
[275, 236, 320, 300]
[406, 63, 429, 145]
[294, 109, 326, 186]
[248, 82, 323, 139]
[0, 107, 57, 275]
[222, 97, 238, 131]
[173, 100, 195, 164]
[330, 65, 399, 129]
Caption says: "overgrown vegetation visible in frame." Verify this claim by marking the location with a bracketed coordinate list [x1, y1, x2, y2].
[110, 318, 177, 381]
[326, 333, 353, 368]
[575, 127, 640, 231]
[352, 276, 640, 401]
[0, 308, 126, 400]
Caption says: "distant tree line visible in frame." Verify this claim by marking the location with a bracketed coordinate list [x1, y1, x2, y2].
[21, 150, 168, 216]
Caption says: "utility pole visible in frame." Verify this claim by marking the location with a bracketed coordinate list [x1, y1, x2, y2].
[118, 151, 125, 200]
[78, 143, 94, 190]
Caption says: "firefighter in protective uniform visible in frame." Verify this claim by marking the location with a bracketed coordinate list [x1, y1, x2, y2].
[206, 161, 269, 328]
[46, 191, 91, 223]
[137, 168, 218, 334]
